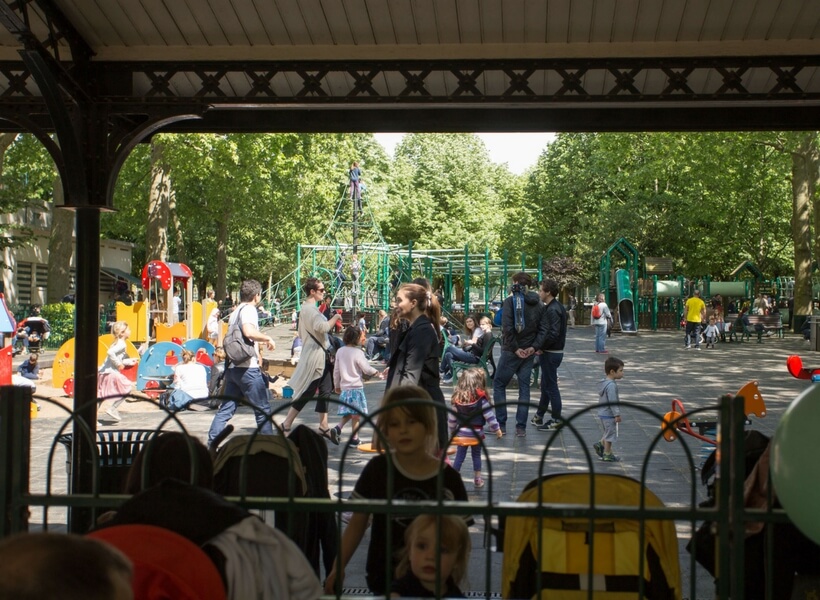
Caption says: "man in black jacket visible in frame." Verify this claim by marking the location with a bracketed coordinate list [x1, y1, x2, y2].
[531, 279, 568, 430]
[492, 272, 548, 437]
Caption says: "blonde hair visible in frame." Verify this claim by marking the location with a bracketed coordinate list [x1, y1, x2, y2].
[375, 385, 438, 453]
[110, 321, 129, 338]
[181, 348, 195, 363]
[395, 514, 471, 586]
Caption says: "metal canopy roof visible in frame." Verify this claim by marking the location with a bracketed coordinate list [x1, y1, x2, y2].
[0, 0, 817, 134]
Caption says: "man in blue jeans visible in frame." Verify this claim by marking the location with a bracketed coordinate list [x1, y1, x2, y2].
[207, 279, 277, 447]
[493, 272, 547, 437]
[531, 279, 568, 431]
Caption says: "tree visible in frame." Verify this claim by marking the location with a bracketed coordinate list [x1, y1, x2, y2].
[382, 134, 508, 252]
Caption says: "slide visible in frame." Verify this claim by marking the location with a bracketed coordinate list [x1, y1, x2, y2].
[615, 269, 638, 333]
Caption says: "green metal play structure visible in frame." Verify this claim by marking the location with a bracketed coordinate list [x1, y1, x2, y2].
[264, 182, 545, 318]
[599, 238, 785, 331]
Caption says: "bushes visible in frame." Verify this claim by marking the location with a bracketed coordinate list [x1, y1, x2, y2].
[39, 303, 75, 349]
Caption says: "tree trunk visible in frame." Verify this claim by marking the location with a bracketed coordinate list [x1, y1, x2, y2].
[216, 214, 229, 300]
[46, 177, 74, 303]
[168, 186, 187, 264]
[146, 142, 170, 261]
[0, 133, 17, 173]
[791, 135, 817, 328]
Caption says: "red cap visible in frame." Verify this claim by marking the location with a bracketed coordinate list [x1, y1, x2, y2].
[88, 524, 225, 600]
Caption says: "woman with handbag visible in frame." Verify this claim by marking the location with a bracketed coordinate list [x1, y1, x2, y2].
[280, 277, 342, 441]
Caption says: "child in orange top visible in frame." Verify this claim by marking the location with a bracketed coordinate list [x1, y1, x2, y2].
[447, 368, 502, 488]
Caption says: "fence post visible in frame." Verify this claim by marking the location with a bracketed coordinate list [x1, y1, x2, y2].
[0, 385, 31, 537]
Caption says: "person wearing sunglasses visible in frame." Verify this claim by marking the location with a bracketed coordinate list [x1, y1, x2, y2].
[280, 277, 341, 441]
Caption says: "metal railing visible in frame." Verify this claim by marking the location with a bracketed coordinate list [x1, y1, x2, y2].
[0, 388, 794, 599]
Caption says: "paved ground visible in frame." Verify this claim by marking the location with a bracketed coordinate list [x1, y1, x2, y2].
[22, 324, 813, 599]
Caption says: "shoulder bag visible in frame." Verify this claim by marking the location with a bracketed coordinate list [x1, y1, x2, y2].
[223, 305, 257, 364]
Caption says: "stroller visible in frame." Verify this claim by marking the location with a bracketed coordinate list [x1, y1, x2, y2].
[502, 473, 681, 599]
[211, 426, 337, 576]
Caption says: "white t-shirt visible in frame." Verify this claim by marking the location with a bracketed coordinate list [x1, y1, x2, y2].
[174, 362, 209, 399]
[207, 308, 220, 339]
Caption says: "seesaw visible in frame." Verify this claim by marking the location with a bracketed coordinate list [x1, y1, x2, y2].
[661, 380, 766, 445]
[786, 354, 820, 381]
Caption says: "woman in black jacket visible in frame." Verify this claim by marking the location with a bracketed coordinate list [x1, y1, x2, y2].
[383, 282, 447, 450]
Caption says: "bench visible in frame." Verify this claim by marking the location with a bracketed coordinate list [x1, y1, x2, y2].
[451, 335, 499, 382]
[726, 314, 783, 343]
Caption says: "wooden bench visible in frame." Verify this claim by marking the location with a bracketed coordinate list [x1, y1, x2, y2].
[727, 313, 783, 343]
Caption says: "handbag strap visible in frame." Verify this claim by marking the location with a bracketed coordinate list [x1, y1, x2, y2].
[230, 304, 252, 340]
[307, 330, 331, 356]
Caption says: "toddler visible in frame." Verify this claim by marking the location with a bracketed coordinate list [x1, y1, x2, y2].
[329, 326, 379, 446]
[391, 514, 471, 598]
[324, 385, 470, 596]
[703, 316, 720, 349]
[594, 356, 624, 463]
[448, 368, 502, 488]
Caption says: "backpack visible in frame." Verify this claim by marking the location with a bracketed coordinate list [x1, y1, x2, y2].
[223, 305, 256, 364]
[591, 303, 602, 319]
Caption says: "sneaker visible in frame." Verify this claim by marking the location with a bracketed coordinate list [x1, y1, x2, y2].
[530, 414, 543, 426]
[593, 441, 604, 458]
[474, 477, 485, 488]
[602, 453, 621, 462]
[515, 428, 526, 438]
[105, 407, 121, 422]
[348, 438, 360, 447]
[330, 426, 341, 445]
[537, 418, 564, 431]
[684, 346, 691, 350]
[441, 377, 453, 385]
[695, 347, 701, 351]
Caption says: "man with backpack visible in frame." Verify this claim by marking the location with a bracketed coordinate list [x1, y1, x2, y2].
[493, 272, 548, 437]
[207, 279, 277, 448]
[591, 293, 612, 353]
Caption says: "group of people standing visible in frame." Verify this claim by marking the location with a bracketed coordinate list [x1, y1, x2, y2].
[491, 273, 569, 437]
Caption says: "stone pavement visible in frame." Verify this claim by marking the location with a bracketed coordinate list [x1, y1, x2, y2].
[24, 324, 813, 598]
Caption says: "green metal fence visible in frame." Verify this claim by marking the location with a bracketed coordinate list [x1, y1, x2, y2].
[0, 388, 798, 599]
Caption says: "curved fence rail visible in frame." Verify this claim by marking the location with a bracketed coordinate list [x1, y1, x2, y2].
[0, 387, 795, 599]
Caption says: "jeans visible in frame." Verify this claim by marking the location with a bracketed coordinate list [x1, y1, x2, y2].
[595, 324, 607, 352]
[440, 346, 478, 376]
[365, 336, 388, 360]
[168, 388, 194, 411]
[492, 351, 535, 430]
[536, 351, 563, 419]
[685, 321, 702, 348]
[207, 367, 273, 446]
[453, 444, 482, 472]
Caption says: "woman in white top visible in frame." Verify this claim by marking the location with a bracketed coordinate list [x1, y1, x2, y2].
[207, 308, 221, 344]
[164, 348, 209, 411]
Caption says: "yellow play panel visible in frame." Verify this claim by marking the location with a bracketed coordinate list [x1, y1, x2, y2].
[52, 334, 140, 389]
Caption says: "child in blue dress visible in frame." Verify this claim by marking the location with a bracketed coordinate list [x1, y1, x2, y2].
[330, 326, 379, 446]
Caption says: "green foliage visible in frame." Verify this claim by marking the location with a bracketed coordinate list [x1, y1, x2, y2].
[522, 132, 794, 281]
[38, 303, 75, 348]
[0, 134, 57, 266]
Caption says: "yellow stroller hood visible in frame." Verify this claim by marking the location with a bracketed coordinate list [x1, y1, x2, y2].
[502, 473, 681, 600]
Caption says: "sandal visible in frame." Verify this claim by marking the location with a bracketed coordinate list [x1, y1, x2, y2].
[319, 427, 339, 446]
[474, 477, 485, 488]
